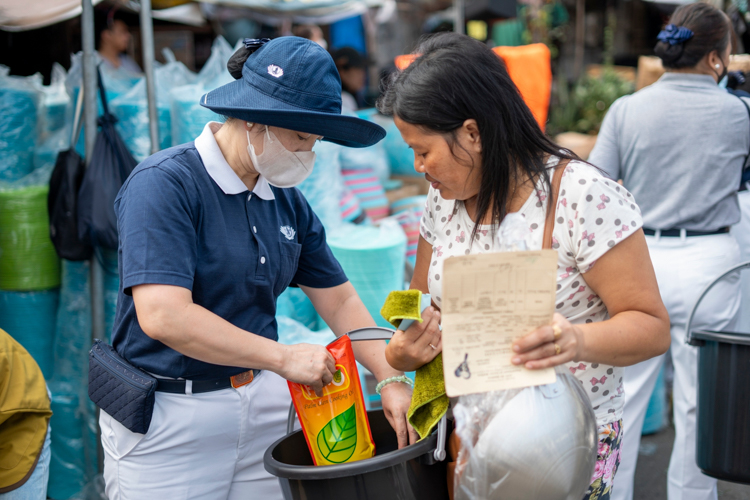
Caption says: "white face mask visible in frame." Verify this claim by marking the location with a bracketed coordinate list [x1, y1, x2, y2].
[246, 124, 316, 188]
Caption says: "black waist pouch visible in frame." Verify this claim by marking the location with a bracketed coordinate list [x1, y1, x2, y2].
[88, 339, 157, 434]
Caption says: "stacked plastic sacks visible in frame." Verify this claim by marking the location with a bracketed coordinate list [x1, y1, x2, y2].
[391, 207, 422, 268]
[171, 37, 234, 146]
[327, 222, 406, 329]
[0, 183, 61, 291]
[0, 67, 42, 181]
[0, 289, 59, 378]
[48, 260, 99, 500]
[34, 64, 72, 172]
[111, 51, 196, 162]
[66, 51, 141, 158]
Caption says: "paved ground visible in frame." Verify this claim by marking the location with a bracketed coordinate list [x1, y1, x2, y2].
[633, 425, 750, 499]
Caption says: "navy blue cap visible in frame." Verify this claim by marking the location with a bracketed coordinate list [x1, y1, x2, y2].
[200, 36, 385, 148]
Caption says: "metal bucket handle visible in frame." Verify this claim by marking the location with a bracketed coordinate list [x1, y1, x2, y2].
[685, 260, 750, 346]
[286, 326, 448, 462]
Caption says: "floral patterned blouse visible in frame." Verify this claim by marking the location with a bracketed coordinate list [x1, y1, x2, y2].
[419, 158, 643, 426]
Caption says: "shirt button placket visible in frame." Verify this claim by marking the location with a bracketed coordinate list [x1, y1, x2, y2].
[247, 193, 267, 282]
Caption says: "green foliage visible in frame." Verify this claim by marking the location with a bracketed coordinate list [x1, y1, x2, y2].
[548, 69, 634, 136]
[317, 404, 358, 464]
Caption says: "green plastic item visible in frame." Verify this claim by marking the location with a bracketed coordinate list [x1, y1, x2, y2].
[0, 185, 61, 290]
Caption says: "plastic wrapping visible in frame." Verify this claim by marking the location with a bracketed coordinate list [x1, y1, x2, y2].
[0, 67, 42, 181]
[47, 390, 86, 500]
[170, 37, 234, 146]
[390, 207, 422, 268]
[100, 248, 120, 339]
[339, 136, 390, 186]
[0, 288, 59, 378]
[111, 55, 195, 162]
[342, 167, 389, 221]
[356, 110, 415, 177]
[0, 184, 61, 290]
[453, 367, 598, 500]
[40, 63, 71, 142]
[66, 52, 140, 158]
[276, 287, 319, 331]
[452, 214, 598, 499]
[297, 139, 345, 231]
[327, 222, 406, 328]
[277, 316, 334, 346]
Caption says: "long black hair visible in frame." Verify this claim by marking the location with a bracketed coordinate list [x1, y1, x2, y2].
[655, 3, 732, 69]
[377, 32, 578, 241]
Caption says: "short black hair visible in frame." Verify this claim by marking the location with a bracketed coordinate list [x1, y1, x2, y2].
[94, 8, 127, 50]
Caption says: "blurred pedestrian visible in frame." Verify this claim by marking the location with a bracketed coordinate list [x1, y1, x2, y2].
[333, 47, 369, 112]
[95, 8, 141, 74]
[292, 24, 328, 49]
[589, 4, 746, 500]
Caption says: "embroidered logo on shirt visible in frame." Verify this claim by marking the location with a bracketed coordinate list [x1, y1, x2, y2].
[280, 226, 296, 240]
[267, 65, 284, 78]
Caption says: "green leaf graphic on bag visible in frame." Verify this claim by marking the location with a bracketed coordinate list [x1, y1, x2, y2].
[317, 404, 358, 463]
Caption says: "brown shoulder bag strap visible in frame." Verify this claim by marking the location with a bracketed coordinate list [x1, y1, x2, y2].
[542, 160, 568, 250]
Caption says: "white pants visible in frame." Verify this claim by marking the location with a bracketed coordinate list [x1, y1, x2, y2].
[101, 370, 292, 500]
[730, 190, 750, 333]
[612, 233, 741, 500]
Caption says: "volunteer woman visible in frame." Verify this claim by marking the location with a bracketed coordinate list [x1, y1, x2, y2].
[102, 37, 416, 500]
[588, 5, 746, 500]
[378, 32, 670, 500]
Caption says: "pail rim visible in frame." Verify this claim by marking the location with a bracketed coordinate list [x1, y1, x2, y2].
[264, 426, 440, 480]
[691, 330, 750, 347]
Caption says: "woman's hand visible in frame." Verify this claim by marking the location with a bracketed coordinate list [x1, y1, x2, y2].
[277, 343, 337, 396]
[380, 382, 419, 448]
[385, 307, 442, 372]
[511, 313, 585, 370]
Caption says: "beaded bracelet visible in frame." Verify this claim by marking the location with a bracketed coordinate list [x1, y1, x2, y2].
[375, 375, 414, 395]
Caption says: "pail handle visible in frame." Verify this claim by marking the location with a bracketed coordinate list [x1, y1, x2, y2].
[685, 260, 750, 346]
[285, 326, 448, 462]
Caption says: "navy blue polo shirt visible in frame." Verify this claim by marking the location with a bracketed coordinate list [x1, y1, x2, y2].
[111, 122, 347, 380]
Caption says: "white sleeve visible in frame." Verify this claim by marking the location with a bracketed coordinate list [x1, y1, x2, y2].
[555, 163, 643, 272]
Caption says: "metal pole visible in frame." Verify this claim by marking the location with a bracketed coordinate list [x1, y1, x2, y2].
[454, 0, 465, 35]
[81, 0, 106, 475]
[140, 0, 159, 154]
[81, 0, 105, 344]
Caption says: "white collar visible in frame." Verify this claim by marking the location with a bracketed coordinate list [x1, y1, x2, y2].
[194, 122, 275, 200]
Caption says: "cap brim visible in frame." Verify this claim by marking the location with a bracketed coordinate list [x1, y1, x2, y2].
[200, 78, 385, 148]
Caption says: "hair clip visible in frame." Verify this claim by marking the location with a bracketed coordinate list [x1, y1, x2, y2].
[657, 24, 694, 46]
[243, 38, 271, 52]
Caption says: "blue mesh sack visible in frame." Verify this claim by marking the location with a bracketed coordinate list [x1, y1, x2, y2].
[0, 67, 42, 182]
[171, 37, 234, 146]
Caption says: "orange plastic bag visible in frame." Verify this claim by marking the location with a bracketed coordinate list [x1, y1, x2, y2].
[288, 336, 375, 466]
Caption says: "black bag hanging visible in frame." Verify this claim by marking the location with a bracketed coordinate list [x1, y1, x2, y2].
[48, 84, 93, 261]
[77, 67, 138, 250]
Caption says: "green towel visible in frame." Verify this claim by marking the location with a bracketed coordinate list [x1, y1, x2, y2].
[408, 353, 450, 440]
[379, 289, 449, 441]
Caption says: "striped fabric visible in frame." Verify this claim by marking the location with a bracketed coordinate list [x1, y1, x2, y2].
[342, 168, 389, 221]
[339, 188, 365, 223]
[393, 207, 423, 267]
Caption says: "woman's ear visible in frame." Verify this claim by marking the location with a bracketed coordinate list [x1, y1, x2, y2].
[462, 119, 482, 153]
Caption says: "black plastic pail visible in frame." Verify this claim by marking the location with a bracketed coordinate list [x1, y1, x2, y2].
[686, 261, 750, 485]
[264, 409, 450, 500]
[690, 330, 750, 484]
